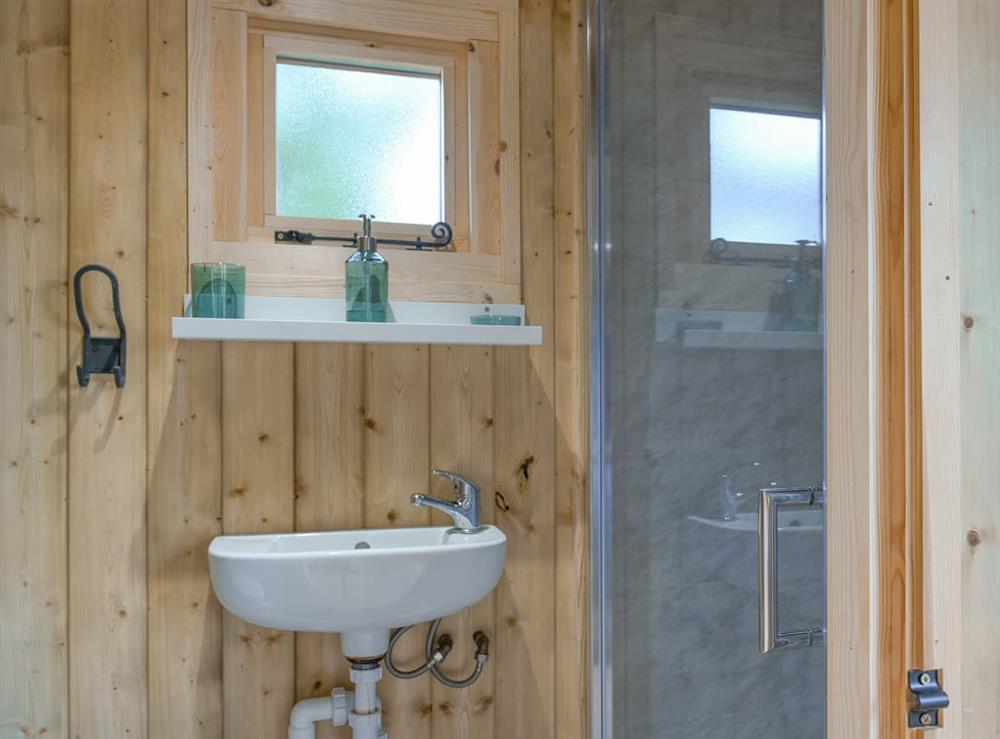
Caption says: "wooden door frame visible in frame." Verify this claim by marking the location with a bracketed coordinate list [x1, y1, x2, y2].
[827, 0, 923, 736]
[830, 2, 1000, 735]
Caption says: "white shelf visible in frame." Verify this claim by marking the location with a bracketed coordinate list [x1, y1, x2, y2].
[172, 296, 542, 346]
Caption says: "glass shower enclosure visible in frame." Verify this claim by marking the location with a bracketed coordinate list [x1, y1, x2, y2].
[591, 0, 826, 736]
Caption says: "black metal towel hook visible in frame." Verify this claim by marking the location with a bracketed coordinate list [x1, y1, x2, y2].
[74, 264, 127, 388]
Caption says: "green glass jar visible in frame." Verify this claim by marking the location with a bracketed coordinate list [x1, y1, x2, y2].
[782, 242, 821, 332]
[346, 215, 389, 322]
[191, 262, 245, 318]
[784, 268, 821, 332]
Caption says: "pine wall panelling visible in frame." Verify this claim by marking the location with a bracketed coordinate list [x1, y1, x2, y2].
[68, 1, 149, 737]
[148, 0, 224, 737]
[1, 1, 590, 738]
[1, 2, 69, 737]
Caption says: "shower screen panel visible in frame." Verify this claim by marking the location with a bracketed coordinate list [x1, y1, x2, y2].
[592, 1, 826, 736]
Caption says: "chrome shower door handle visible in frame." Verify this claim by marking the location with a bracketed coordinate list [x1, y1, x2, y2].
[758, 486, 827, 654]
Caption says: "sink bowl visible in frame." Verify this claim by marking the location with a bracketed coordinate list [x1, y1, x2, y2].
[208, 525, 506, 658]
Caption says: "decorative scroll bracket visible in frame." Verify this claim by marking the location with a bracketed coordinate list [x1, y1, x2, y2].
[704, 237, 822, 270]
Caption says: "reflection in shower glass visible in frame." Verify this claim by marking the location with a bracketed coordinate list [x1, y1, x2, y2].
[597, 1, 826, 737]
[710, 108, 822, 244]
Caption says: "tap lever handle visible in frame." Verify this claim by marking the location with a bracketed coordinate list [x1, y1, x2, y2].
[432, 469, 480, 499]
[413, 470, 483, 532]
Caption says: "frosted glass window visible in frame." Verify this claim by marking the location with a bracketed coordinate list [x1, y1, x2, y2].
[709, 107, 821, 245]
[276, 61, 443, 224]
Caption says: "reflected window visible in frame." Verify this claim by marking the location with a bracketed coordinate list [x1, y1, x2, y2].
[276, 60, 444, 224]
[709, 107, 821, 245]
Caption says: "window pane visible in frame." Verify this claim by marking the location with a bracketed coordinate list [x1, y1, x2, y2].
[709, 107, 821, 245]
[276, 61, 443, 224]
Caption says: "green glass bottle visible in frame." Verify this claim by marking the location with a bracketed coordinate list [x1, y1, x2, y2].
[346, 214, 389, 322]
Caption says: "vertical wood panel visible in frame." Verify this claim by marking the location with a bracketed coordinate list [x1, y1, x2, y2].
[211, 7, 247, 242]
[246, 33, 265, 228]
[920, 3, 1000, 737]
[188, 0, 213, 263]
[826, 1, 881, 736]
[262, 46, 277, 218]
[68, 1, 148, 737]
[0, 1, 69, 736]
[221, 343, 295, 739]
[871, 1, 916, 734]
[147, 0, 224, 737]
[364, 345, 431, 737]
[498, 9, 521, 284]
[956, 6, 1000, 733]
[429, 346, 495, 739]
[553, 1, 589, 737]
[493, 1, 557, 737]
[916, 5, 963, 736]
[468, 40, 501, 256]
[451, 53, 471, 255]
[294, 344, 365, 739]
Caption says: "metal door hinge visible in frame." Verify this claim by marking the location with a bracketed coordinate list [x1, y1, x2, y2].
[908, 669, 949, 729]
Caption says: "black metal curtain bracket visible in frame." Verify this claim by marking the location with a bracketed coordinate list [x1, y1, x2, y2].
[274, 221, 454, 251]
[74, 264, 127, 388]
[274, 229, 355, 246]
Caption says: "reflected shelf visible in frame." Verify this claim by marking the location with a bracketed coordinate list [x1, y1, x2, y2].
[655, 307, 822, 351]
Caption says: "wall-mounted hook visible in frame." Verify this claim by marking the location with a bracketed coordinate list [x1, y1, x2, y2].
[74, 264, 127, 388]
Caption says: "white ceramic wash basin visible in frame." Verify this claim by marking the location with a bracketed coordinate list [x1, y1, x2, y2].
[208, 525, 506, 658]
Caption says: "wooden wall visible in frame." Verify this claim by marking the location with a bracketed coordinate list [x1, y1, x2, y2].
[2, 2, 69, 736]
[0, 1, 589, 738]
[918, 2, 1000, 737]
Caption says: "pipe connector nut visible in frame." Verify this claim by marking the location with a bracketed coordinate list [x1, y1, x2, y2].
[331, 688, 350, 727]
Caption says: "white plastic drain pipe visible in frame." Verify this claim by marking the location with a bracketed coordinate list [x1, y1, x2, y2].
[288, 697, 333, 739]
[347, 666, 386, 739]
[287, 665, 387, 739]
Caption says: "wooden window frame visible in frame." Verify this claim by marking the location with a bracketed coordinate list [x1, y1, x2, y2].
[189, 0, 522, 303]
[259, 34, 463, 245]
